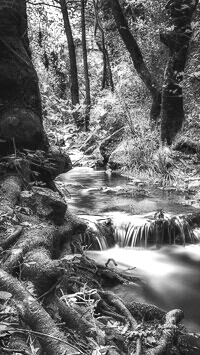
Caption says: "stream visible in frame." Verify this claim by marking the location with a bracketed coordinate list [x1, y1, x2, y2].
[58, 167, 200, 333]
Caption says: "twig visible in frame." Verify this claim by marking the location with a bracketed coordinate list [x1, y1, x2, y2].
[37, 277, 62, 300]
[72, 155, 85, 168]
[105, 258, 118, 267]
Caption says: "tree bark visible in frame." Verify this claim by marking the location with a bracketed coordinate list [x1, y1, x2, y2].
[146, 309, 184, 355]
[0, 269, 77, 355]
[160, 0, 199, 145]
[108, 0, 161, 121]
[93, 0, 114, 92]
[81, 0, 91, 131]
[59, 0, 82, 128]
[0, 1, 48, 155]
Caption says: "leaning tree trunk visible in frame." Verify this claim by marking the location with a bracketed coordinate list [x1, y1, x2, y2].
[59, 0, 83, 129]
[160, 0, 199, 145]
[81, 0, 91, 131]
[108, 0, 161, 121]
[0, 0, 48, 155]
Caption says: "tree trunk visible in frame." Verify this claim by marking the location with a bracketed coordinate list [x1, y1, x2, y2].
[0, 0, 48, 155]
[160, 0, 199, 145]
[0, 2, 197, 355]
[81, 0, 91, 131]
[108, 0, 161, 121]
[93, 0, 114, 92]
[59, 0, 83, 128]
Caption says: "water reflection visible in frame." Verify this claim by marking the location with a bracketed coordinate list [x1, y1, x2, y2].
[58, 167, 194, 215]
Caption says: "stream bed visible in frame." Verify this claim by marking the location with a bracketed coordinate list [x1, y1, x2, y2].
[58, 167, 200, 332]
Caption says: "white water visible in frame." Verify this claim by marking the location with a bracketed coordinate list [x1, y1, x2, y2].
[60, 167, 200, 332]
[87, 244, 200, 332]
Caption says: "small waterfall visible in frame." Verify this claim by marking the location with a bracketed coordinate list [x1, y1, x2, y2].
[112, 210, 199, 248]
[80, 215, 115, 250]
[80, 211, 200, 250]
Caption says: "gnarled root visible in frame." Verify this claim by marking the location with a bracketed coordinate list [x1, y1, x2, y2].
[0, 268, 80, 355]
[99, 290, 137, 329]
[146, 309, 184, 355]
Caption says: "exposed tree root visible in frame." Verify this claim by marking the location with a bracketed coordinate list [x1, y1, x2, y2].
[146, 309, 184, 355]
[0, 268, 80, 355]
[99, 290, 137, 329]
[2, 224, 58, 274]
[1, 333, 32, 355]
[0, 175, 22, 208]
[0, 226, 23, 250]
[125, 301, 166, 322]
[0, 172, 194, 355]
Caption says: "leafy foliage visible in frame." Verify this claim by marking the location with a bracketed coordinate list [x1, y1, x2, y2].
[26, 0, 200, 183]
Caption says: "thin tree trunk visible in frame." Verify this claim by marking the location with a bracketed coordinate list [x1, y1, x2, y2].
[59, 0, 82, 128]
[93, 0, 114, 91]
[108, 0, 161, 121]
[160, 0, 199, 145]
[81, 0, 91, 131]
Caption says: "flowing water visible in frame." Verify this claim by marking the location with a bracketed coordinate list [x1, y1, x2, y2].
[58, 167, 200, 332]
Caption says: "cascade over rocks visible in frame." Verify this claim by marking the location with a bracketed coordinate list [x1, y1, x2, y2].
[0, 168, 194, 354]
[0, 2, 198, 353]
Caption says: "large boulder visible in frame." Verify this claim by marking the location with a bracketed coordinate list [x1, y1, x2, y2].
[108, 141, 130, 170]
[82, 216, 115, 250]
[27, 147, 72, 190]
[99, 127, 124, 164]
[48, 147, 72, 178]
